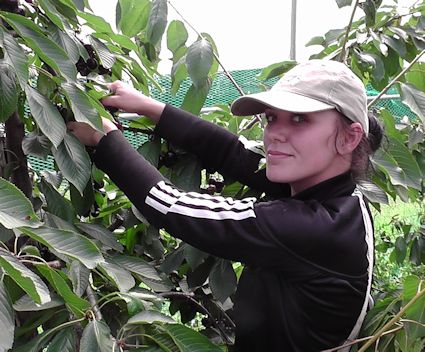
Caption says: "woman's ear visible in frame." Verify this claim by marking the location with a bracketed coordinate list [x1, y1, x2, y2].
[336, 122, 363, 155]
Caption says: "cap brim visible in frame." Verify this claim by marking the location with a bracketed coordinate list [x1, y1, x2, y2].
[231, 91, 335, 116]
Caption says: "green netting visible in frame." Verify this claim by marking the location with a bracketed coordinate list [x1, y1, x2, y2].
[27, 69, 416, 172]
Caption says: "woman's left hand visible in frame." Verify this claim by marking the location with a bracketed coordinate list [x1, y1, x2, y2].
[67, 118, 117, 146]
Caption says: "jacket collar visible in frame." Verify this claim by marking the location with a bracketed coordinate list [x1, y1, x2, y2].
[292, 172, 356, 202]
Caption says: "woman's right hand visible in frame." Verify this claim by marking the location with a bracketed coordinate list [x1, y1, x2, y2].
[102, 81, 166, 123]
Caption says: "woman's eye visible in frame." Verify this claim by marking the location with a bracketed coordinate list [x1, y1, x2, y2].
[292, 114, 305, 123]
[264, 114, 276, 124]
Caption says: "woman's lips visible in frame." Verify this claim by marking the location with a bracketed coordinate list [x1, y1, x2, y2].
[267, 150, 293, 162]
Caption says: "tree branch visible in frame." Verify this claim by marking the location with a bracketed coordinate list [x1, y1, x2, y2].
[339, 0, 360, 63]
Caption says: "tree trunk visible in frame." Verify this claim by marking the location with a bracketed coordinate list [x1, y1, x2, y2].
[4, 112, 32, 200]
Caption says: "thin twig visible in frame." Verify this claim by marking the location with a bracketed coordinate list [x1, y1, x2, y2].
[339, 0, 360, 63]
[321, 325, 403, 352]
[86, 285, 102, 320]
[367, 48, 425, 108]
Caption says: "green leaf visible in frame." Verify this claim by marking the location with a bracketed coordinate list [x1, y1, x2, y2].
[80, 320, 114, 352]
[77, 12, 113, 33]
[402, 276, 425, 339]
[46, 327, 77, 352]
[186, 39, 213, 90]
[22, 131, 52, 159]
[137, 138, 161, 168]
[183, 245, 208, 270]
[19, 226, 104, 269]
[13, 294, 64, 311]
[400, 83, 425, 123]
[38, 0, 66, 30]
[49, 24, 81, 64]
[70, 181, 94, 217]
[98, 259, 135, 292]
[167, 20, 188, 54]
[25, 85, 66, 148]
[180, 82, 211, 116]
[61, 82, 102, 131]
[392, 236, 407, 263]
[257, 60, 297, 81]
[146, 0, 168, 46]
[305, 36, 325, 47]
[126, 310, 175, 326]
[76, 223, 124, 252]
[39, 179, 76, 222]
[164, 323, 222, 351]
[2, 29, 29, 89]
[52, 132, 91, 195]
[36, 264, 90, 315]
[0, 249, 51, 304]
[170, 154, 202, 191]
[0, 281, 14, 351]
[335, 0, 352, 8]
[357, 180, 388, 204]
[69, 260, 90, 297]
[0, 177, 41, 229]
[209, 259, 237, 303]
[2, 13, 76, 81]
[380, 34, 406, 58]
[0, 62, 18, 123]
[405, 62, 425, 92]
[110, 254, 162, 281]
[89, 36, 116, 70]
[118, 0, 151, 37]
[362, 0, 376, 27]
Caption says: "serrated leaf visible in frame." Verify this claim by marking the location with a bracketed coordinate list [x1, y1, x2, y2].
[51, 132, 91, 195]
[400, 83, 425, 123]
[110, 254, 162, 281]
[61, 82, 102, 131]
[22, 130, 52, 159]
[357, 181, 388, 204]
[19, 226, 104, 269]
[39, 179, 76, 222]
[76, 223, 124, 252]
[45, 327, 77, 352]
[126, 310, 175, 327]
[38, 0, 66, 30]
[49, 25, 81, 64]
[257, 60, 297, 81]
[209, 259, 237, 303]
[98, 259, 135, 292]
[0, 177, 41, 229]
[0, 281, 14, 350]
[164, 324, 222, 352]
[70, 181, 94, 217]
[25, 85, 66, 148]
[89, 36, 116, 70]
[186, 39, 213, 90]
[118, 0, 151, 37]
[36, 264, 90, 315]
[167, 20, 188, 54]
[0, 249, 51, 304]
[80, 320, 114, 352]
[13, 293, 64, 311]
[0, 62, 19, 123]
[2, 29, 29, 89]
[146, 0, 168, 46]
[69, 260, 90, 297]
[2, 13, 76, 80]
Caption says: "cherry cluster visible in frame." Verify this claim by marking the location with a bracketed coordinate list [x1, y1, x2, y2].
[76, 44, 111, 77]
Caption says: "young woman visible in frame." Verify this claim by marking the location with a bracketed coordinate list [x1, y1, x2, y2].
[68, 59, 383, 352]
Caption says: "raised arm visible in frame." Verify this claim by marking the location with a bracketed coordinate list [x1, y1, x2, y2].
[100, 81, 289, 197]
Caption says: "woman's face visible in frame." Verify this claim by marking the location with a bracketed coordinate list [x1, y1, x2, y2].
[263, 108, 350, 195]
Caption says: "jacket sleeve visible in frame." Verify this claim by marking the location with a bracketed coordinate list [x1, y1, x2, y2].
[93, 131, 368, 277]
[155, 104, 290, 197]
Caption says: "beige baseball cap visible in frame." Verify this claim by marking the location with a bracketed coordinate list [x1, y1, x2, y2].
[231, 59, 369, 133]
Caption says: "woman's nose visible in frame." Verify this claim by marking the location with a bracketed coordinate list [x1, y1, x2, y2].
[266, 123, 288, 142]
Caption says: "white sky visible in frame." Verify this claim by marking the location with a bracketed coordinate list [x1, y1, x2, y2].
[88, 0, 415, 74]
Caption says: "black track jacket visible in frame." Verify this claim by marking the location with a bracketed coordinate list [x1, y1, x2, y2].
[93, 104, 374, 352]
